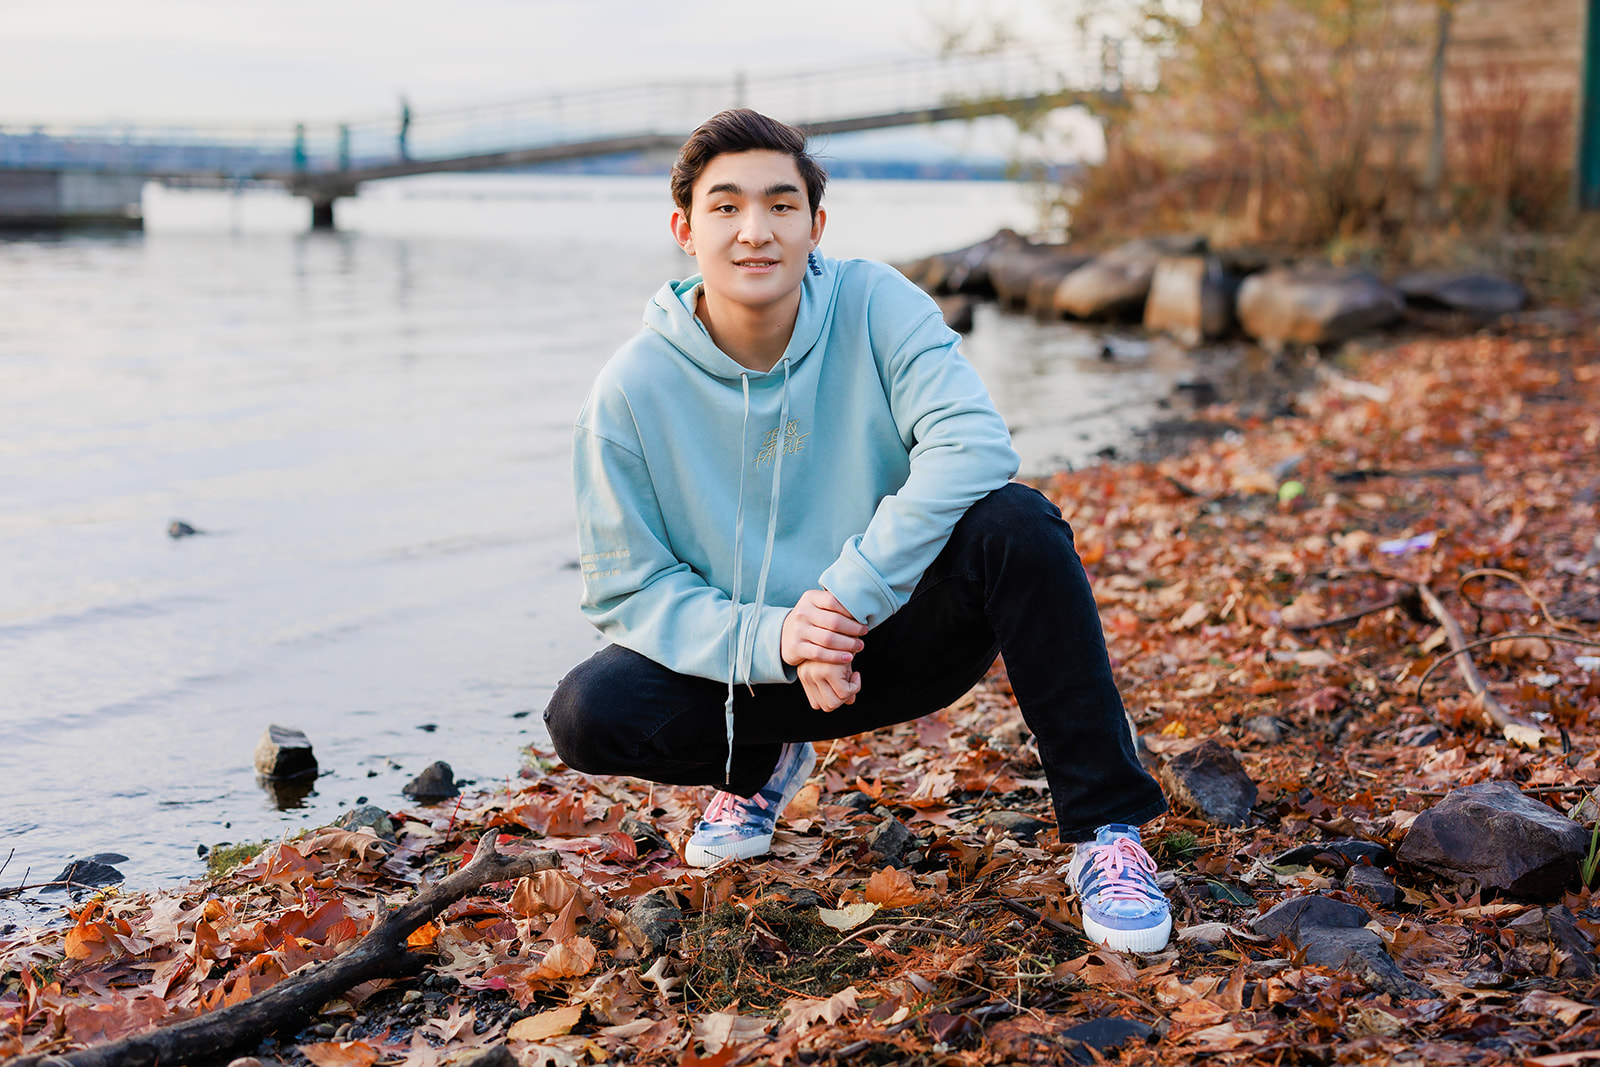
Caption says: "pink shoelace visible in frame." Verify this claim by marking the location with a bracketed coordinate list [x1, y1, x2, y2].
[702, 789, 770, 825]
[1085, 837, 1160, 903]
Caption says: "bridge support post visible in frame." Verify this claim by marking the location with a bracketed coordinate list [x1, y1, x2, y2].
[310, 197, 337, 230]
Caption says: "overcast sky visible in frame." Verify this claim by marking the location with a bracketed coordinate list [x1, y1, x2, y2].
[0, 1, 1103, 162]
[0, 0, 1081, 124]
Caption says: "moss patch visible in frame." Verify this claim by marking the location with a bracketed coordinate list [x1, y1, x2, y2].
[205, 841, 268, 878]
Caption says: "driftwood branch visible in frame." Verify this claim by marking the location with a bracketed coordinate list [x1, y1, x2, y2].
[15, 833, 559, 1067]
[1413, 583, 1548, 749]
[1288, 595, 1400, 632]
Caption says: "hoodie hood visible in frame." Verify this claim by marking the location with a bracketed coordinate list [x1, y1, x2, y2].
[643, 263, 840, 379]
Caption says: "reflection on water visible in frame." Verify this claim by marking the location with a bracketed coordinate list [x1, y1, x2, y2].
[0, 174, 1207, 917]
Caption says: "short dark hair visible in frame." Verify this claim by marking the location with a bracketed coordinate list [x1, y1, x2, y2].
[670, 109, 827, 220]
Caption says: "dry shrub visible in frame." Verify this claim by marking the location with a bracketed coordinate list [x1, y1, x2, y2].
[1448, 61, 1573, 230]
[1069, 0, 1426, 246]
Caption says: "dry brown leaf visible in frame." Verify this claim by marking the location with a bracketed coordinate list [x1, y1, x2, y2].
[693, 1009, 771, 1053]
[299, 1040, 379, 1067]
[862, 867, 924, 908]
[780, 986, 860, 1035]
[508, 1003, 585, 1042]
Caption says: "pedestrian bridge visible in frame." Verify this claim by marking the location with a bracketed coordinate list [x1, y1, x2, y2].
[0, 39, 1150, 227]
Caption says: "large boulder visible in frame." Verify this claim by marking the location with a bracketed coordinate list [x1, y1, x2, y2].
[1396, 781, 1589, 900]
[1053, 236, 1206, 320]
[1158, 739, 1257, 827]
[1396, 271, 1527, 316]
[1236, 265, 1402, 348]
[1143, 255, 1236, 343]
[911, 229, 1028, 297]
[987, 244, 1090, 309]
[253, 725, 317, 780]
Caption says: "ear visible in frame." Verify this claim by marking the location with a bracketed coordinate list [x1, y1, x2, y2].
[809, 206, 827, 250]
[670, 209, 695, 257]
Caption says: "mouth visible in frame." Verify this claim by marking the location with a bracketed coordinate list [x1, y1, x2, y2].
[733, 258, 779, 271]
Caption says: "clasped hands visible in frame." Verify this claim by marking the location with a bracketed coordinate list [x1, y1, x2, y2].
[780, 589, 867, 712]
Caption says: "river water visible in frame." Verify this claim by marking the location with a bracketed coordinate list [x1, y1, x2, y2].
[0, 174, 1200, 918]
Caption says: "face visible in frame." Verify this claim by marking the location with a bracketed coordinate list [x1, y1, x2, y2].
[670, 149, 826, 314]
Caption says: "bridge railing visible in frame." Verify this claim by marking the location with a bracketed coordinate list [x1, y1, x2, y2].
[0, 38, 1158, 179]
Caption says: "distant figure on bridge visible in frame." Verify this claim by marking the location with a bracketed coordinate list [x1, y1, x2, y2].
[398, 96, 412, 161]
[544, 108, 1174, 955]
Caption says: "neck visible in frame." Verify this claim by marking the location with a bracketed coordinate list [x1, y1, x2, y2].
[695, 285, 801, 373]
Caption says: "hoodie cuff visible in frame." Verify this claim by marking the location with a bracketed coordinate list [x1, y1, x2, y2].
[749, 603, 798, 685]
[818, 546, 899, 631]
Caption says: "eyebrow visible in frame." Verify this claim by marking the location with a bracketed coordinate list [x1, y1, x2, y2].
[704, 181, 804, 199]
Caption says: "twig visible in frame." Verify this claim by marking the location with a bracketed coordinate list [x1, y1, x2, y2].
[1412, 584, 1549, 748]
[1457, 569, 1590, 636]
[994, 895, 1079, 939]
[1288, 596, 1400, 632]
[1414, 631, 1600, 697]
[814, 921, 963, 957]
[10, 833, 560, 1067]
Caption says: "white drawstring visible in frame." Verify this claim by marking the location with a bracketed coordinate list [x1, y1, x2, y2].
[722, 373, 753, 784]
[738, 356, 790, 687]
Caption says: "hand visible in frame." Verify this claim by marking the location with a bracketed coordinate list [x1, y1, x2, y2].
[798, 659, 861, 712]
[781, 590, 867, 667]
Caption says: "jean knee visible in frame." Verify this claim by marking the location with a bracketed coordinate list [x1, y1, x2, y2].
[542, 662, 612, 773]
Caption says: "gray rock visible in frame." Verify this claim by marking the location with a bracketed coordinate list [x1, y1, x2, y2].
[1143, 255, 1235, 344]
[333, 804, 396, 842]
[865, 815, 917, 867]
[981, 810, 1051, 843]
[1159, 739, 1258, 827]
[914, 229, 1028, 296]
[1505, 906, 1598, 978]
[50, 854, 128, 890]
[1024, 260, 1084, 318]
[1241, 715, 1284, 744]
[987, 243, 1089, 309]
[402, 760, 460, 801]
[833, 791, 876, 812]
[619, 815, 672, 856]
[168, 520, 201, 538]
[1273, 839, 1393, 870]
[624, 890, 683, 955]
[1251, 894, 1371, 940]
[1236, 265, 1403, 348]
[1344, 864, 1398, 908]
[761, 883, 828, 910]
[460, 1047, 517, 1067]
[253, 724, 318, 780]
[1054, 237, 1206, 320]
[1060, 1017, 1156, 1063]
[1396, 271, 1527, 316]
[1396, 781, 1589, 900]
[1251, 895, 1431, 998]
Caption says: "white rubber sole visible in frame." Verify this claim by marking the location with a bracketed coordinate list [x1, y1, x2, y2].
[683, 743, 817, 868]
[1082, 911, 1173, 954]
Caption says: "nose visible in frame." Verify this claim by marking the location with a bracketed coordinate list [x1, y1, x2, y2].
[737, 211, 772, 247]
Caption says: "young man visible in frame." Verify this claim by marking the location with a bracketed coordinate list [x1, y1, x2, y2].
[545, 109, 1173, 952]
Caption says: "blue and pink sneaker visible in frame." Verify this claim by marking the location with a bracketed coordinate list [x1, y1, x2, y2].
[684, 741, 816, 867]
[1068, 824, 1173, 952]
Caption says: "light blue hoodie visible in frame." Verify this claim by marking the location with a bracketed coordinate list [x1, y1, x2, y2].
[573, 255, 1019, 777]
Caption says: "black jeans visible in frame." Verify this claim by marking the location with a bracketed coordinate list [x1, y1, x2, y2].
[543, 482, 1166, 842]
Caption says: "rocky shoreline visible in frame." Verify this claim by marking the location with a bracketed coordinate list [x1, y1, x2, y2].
[901, 229, 1530, 351]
